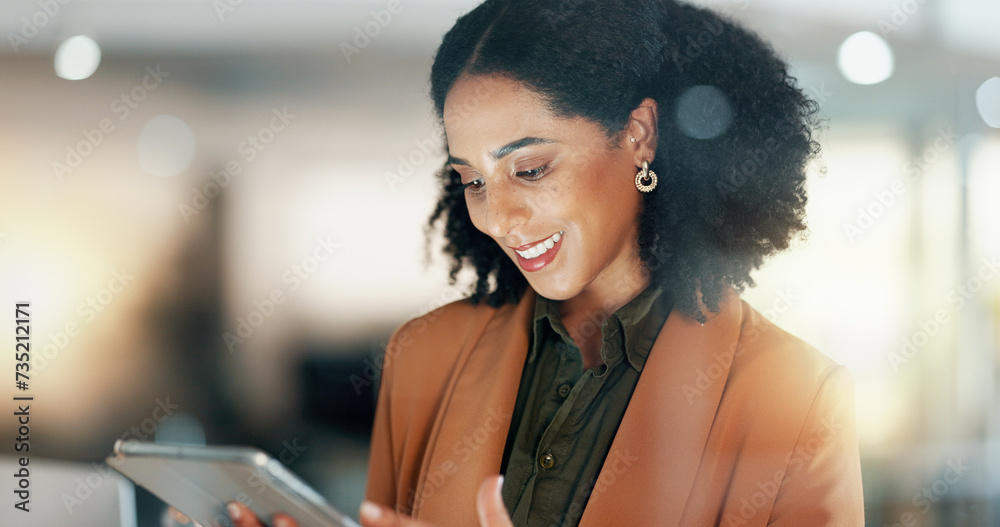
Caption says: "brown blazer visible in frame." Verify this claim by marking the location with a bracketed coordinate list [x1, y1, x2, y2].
[364, 285, 864, 526]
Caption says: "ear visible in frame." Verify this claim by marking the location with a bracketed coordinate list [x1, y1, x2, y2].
[625, 98, 659, 167]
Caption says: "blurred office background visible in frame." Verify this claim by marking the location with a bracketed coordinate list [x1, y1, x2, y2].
[0, 0, 998, 525]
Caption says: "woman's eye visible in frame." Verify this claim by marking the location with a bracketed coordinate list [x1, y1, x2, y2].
[516, 165, 550, 180]
[462, 165, 549, 194]
[462, 179, 485, 193]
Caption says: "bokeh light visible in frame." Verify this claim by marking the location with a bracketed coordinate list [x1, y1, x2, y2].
[976, 77, 1000, 128]
[54, 35, 102, 81]
[675, 85, 733, 140]
[837, 31, 894, 85]
[136, 115, 196, 178]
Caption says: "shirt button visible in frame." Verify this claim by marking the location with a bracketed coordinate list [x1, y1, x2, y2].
[557, 384, 571, 398]
[539, 453, 555, 470]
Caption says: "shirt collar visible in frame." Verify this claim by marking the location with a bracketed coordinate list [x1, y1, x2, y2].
[529, 281, 673, 372]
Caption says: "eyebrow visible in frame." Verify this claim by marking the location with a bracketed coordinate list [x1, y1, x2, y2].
[447, 136, 557, 167]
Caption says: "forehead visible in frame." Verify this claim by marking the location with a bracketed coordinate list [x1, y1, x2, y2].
[443, 75, 559, 150]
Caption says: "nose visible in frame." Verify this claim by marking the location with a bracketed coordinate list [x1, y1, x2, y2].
[483, 181, 529, 240]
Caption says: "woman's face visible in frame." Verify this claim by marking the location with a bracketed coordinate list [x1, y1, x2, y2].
[443, 74, 655, 302]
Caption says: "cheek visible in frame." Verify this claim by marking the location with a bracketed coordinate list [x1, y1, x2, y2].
[566, 174, 634, 243]
[559, 172, 616, 220]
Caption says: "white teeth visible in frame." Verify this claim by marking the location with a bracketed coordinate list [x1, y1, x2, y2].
[516, 231, 563, 259]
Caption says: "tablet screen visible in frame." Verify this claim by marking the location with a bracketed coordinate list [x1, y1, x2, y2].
[107, 440, 359, 527]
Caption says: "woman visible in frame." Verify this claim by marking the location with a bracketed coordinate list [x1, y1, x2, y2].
[230, 0, 864, 525]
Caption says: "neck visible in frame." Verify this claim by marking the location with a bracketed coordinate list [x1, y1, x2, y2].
[556, 264, 652, 362]
[559, 263, 651, 324]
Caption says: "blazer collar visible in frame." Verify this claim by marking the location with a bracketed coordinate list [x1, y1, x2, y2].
[412, 285, 745, 526]
[529, 280, 673, 372]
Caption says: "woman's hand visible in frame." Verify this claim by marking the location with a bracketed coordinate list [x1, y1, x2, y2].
[359, 475, 513, 527]
[226, 501, 298, 527]
[225, 475, 511, 527]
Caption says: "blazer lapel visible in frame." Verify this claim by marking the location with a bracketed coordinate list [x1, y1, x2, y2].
[411, 285, 745, 526]
[412, 287, 537, 525]
[580, 287, 745, 526]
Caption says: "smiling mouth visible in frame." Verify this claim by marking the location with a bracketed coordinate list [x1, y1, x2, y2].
[513, 231, 564, 260]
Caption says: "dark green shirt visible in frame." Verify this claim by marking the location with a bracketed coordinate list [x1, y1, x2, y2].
[499, 282, 674, 527]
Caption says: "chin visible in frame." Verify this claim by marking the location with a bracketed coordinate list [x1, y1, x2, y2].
[524, 275, 578, 301]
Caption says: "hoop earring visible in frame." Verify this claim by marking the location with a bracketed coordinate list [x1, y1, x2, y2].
[635, 160, 657, 193]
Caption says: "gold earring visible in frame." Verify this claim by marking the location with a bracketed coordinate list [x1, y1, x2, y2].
[635, 160, 657, 192]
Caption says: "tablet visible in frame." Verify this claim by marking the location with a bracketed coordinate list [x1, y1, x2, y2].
[106, 439, 361, 527]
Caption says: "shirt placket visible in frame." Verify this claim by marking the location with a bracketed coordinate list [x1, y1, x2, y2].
[524, 325, 621, 520]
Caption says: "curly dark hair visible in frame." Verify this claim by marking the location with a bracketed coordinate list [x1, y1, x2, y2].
[425, 0, 821, 323]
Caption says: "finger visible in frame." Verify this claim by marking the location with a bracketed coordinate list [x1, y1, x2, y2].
[476, 475, 513, 527]
[359, 500, 437, 527]
[271, 512, 299, 527]
[359, 501, 403, 527]
[227, 501, 265, 527]
[167, 507, 193, 524]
